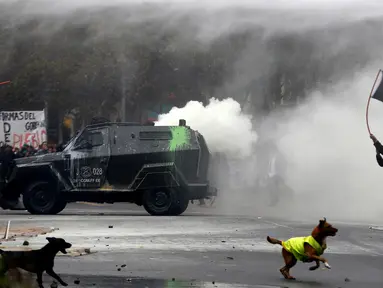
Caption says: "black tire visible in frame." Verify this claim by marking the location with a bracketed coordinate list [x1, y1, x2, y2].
[170, 192, 189, 216]
[23, 181, 67, 215]
[143, 188, 189, 216]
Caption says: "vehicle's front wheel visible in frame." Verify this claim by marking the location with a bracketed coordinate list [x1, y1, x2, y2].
[23, 181, 67, 215]
[143, 188, 189, 216]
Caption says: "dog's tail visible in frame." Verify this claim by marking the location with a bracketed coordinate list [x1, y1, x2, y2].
[266, 236, 283, 246]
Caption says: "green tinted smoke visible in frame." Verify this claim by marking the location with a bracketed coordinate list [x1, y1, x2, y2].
[169, 126, 191, 151]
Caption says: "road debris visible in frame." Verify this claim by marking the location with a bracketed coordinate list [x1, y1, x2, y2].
[22, 240, 29, 246]
[1, 226, 57, 241]
[3, 220, 10, 240]
[369, 226, 383, 231]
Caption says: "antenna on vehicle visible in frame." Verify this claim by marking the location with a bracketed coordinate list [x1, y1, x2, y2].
[179, 119, 186, 126]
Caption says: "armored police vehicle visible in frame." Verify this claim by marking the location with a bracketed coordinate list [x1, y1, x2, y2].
[0, 119, 217, 216]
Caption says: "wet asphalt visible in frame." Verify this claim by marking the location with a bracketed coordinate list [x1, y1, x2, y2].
[0, 203, 383, 288]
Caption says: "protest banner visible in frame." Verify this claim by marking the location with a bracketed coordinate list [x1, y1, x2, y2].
[0, 110, 47, 149]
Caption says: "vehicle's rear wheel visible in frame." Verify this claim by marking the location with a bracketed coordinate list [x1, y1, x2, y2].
[23, 181, 67, 215]
[169, 191, 189, 216]
[143, 188, 189, 216]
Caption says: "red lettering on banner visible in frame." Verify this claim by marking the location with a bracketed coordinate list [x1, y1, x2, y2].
[12, 129, 47, 149]
[13, 134, 22, 149]
[41, 129, 46, 142]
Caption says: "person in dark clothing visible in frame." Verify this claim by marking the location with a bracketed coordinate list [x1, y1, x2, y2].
[13, 148, 21, 158]
[35, 142, 48, 155]
[371, 134, 383, 166]
[0, 145, 5, 190]
[0, 145, 15, 182]
[19, 144, 29, 157]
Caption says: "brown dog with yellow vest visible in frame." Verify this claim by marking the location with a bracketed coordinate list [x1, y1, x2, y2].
[266, 218, 338, 280]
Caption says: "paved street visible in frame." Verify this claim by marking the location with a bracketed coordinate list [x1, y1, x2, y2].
[0, 203, 382, 287]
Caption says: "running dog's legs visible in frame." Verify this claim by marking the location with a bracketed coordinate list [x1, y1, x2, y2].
[280, 248, 297, 280]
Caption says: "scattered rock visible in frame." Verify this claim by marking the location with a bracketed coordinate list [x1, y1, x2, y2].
[226, 257, 234, 260]
[127, 278, 132, 282]
[84, 248, 91, 254]
[22, 241, 29, 246]
[106, 245, 109, 247]
[221, 241, 226, 243]
[345, 278, 350, 282]
[118, 268, 121, 271]
[172, 278, 175, 281]
[232, 246, 235, 249]
[50, 281, 58, 288]
[108, 225, 113, 228]
[121, 264, 126, 268]
[212, 281, 215, 284]
[74, 279, 80, 285]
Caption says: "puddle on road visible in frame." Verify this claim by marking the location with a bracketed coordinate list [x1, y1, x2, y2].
[65, 277, 285, 288]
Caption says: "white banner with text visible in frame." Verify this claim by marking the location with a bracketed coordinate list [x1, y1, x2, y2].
[0, 110, 47, 148]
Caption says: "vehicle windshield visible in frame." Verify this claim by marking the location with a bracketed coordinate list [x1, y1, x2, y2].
[62, 130, 81, 151]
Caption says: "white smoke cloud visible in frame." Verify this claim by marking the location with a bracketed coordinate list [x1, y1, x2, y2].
[258, 68, 383, 223]
[155, 68, 383, 223]
[156, 98, 257, 159]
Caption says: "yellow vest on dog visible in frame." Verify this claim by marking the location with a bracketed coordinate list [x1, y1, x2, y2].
[282, 236, 324, 261]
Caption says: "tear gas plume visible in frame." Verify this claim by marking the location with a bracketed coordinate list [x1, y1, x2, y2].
[156, 98, 257, 159]
[157, 68, 383, 224]
[268, 69, 383, 224]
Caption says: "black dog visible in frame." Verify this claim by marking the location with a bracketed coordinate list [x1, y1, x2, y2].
[0, 237, 72, 288]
